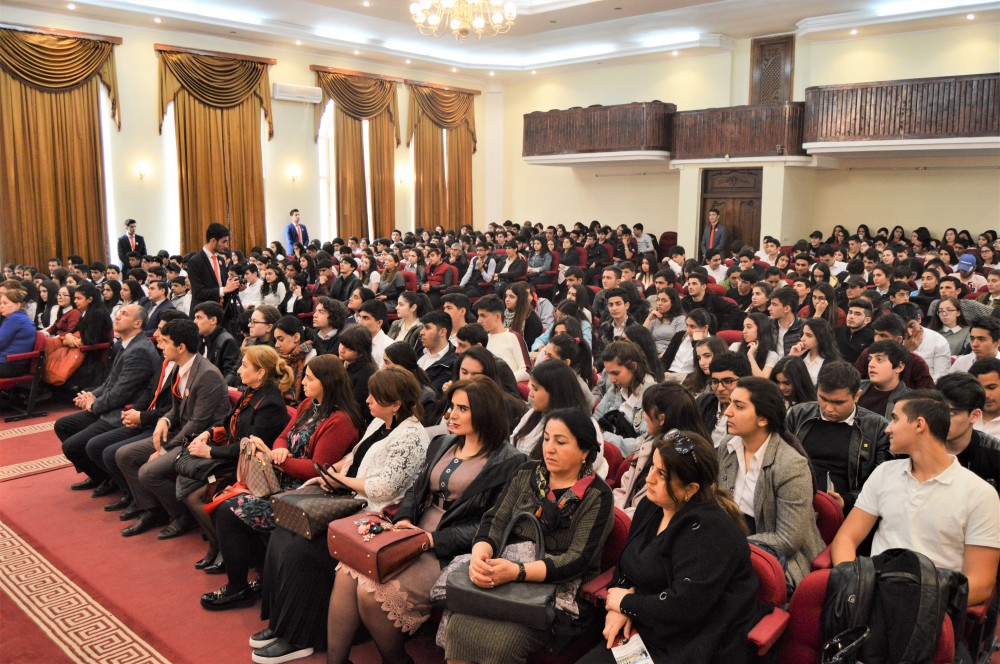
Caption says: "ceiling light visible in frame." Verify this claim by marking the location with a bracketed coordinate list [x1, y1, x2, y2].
[451, 67, 458, 72]
[410, 0, 517, 41]
[67, 3, 76, 9]
[672, 50, 678, 56]
[850, 28, 858, 35]
[363, 0, 371, 5]
[154, 17, 162, 23]
[353, 49, 360, 55]
[295, 39, 302, 45]
[489, 71, 495, 76]
[405, 59, 411, 64]
[967, 13, 975, 18]
[531, 70, 536, 75]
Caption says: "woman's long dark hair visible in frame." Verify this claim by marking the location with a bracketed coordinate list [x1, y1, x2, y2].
[770, 356, 816, 406]
[302, 355, 366, 433]
[261, 263, 289, 297]
[805, 282, 839, 327]
[384, 341, 432, 387]
[338, 325, 377, 369]
[810, 262, 832, 286]
[642, 383, 710, 441]
[119, 278, 142, 305]
[802, 318, 841, 361]
[547, 332, 594, 388]
[513, 360, 592, 455]
[102, 280, 121, 309]
[445, 375, 511, 456]
[737, 312, 777, 368]
[600, 340, 651, 395]
[37, 279, 60, 326]
[684, 336, 728, 395]
[507, 281, 535, 337]
[623, 324, 663, 379]
[566, 283, 592, 314]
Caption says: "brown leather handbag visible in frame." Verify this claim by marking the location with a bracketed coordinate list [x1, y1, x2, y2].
[272, 485, 367, 539]
[236, 437, 281, 498]
[328, 513, 432, 583]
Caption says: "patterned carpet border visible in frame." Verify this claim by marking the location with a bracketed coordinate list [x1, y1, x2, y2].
[0, 454, 73, 483]
[0, 521, 172, 664]
[0, 421, 54, 440]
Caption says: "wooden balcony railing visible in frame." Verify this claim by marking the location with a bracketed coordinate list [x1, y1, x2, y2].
[671, 103, 806, 159]
[522, 101, 675, 156]
[804, 73, 1000, 142]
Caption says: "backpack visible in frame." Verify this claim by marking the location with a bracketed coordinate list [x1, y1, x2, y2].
[822, 548, 969, 664]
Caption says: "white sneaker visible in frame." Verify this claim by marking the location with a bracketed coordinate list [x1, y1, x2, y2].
[249, 628, 277, 649]
[251, 639, 314, 664]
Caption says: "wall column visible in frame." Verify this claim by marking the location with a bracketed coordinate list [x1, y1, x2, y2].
[675, 165, 702, 254]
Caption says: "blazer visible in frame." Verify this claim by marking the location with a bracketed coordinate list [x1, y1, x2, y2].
[143, 298, 175, 335]
[207, 383, 290, 461]
[495, 257, 527, 282]
[329, 273, 362, 303]
[376, 271, 406, 305]
[717, 432, 825, 586]
[700, 222, 728, 257]
[186, 249, 224, 313]
[279, 289, 314, 316]
[394, 436, 526, 561]
[117, 233, 147, 266]
[285, 222, 309, 255]
[90, 335, 160, 425]
[613, 498, 758, 664]
[160, 354, 232, 449]
[423, 345, 457, 394]
[201, 326, 241, 386]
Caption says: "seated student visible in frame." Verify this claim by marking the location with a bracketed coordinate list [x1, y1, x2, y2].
[662, 309, 715, 381]
[858, 340, 911, 420]
[356, 299, 391, 368]
[971, 359, 1000, 438]
[503, 281, 543, 349]
[460, 242, 497, 298]
[0, 288, 37, 377]
[273, 316, 317, 405]
[727, 268, 757, 310]
[927, 296, 971, 357]
[473, 294, 529, 382]
[579, 431, 758, 664]
[768, 287, 805, 359]
[936, 373, 1000, 490]
[787, 361, 892, 515]
[835, 298, 875, 364]
[683, 272, 740, 331]
[771, 355, 817, 408]
[387, 290, 428, 350]
[704, 247, 729, 283]
[929, 275, 995, 326]
[697, 351, 752, 447]
[441, 292, 473, 346]
[427, 345, 526, 436]
[977, 269, 1000, 311]
[642, 287, 685, 356]
[718, 377, 825, 587]
[594, 341, 658, 457]
[951, 318, 1000, 375]
[192, 302, 240, 387]
[855, 313, 935, 389]
[417, 310, 456, 393]
[732, 312, 780, 378]
[787, 318, 841, 385]
[337, 325, 377, 421]
[831, 391, 1000, 606]
[492, 240, 527, 296]
[893, 302, 951, 382]
[591, 266, 621, 322]
[593, 287, 636, 366]
[309, 296, 348, 357]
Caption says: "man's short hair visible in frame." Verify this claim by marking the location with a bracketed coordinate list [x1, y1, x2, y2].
[604, 287, 627, 303]
[687, 272, 708, 286]
[456, 323, 488, 347]
[848, 298, 873, 318]
[161, 319, 200, 354]
[473, 294, 504, 315]
[740, 269, 760, 285]
[891, 302, 921, 323]
[971, 318, 1000, 343]
[935, 373, 986, 413]
[420, 310, 452, 337]
[441, 292, 471, 312]
[816, 244, 834, 258]
[670, 246, 686, 257]
[896, 390, 951, 443]
[868, 340, 908, 370]
[158, 309, 189, 325]
[887, 282, 911, 299]
[817, 361, 862, 394]
[793, 253, 812, 265]
[603, 266, 622, 278]
[194, 301, 224, 325]
[564, 267, 584, 280]
[653, 269, 675, 284]
[618, 261, 636, 273]
[124, 219, 136, 228]
[871, 312, 905, 338]
[708, 351, 752, 377]
[969, 358, 1000, 378]
[770, 287, 798, 310]
[289, 208, 299, 215]
[359, 299, 387, 324]
[205, 223, 230, 243]
[706, 248, 722, 261]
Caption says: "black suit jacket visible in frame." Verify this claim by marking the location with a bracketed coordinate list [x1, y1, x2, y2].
[137, 362, 179, 427]
[90, 335, 160, 425]
[117, 233, 147, 266]
[201, 327, 241, 386]
[186, 250, 224, 315]
[143, 299, 175, 335]
[329, 274, 362, 303]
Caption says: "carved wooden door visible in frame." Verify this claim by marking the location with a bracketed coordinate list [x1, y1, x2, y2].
[700, 168, 762, 257]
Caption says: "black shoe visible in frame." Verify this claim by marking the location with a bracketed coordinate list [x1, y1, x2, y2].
[200, 584, 254, 611]
[249, 627, 277, 649]
[194, 548, 219, 569]
[203, 561, 226, 575]
[121, 511, 168, 537]
[90, 480, 118, 498]
[119, 503, 142, 521]
[251, 639, 314, 664]
[156, 514, 196, 540]
[249, 578, 262, 597]
[104, 494, 133, 512]
[70, 477, 99, 491]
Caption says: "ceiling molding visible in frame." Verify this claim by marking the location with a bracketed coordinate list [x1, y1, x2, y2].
[796, 0, 998, 37]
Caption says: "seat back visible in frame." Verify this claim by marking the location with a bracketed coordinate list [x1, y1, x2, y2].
[402, 271, 417, 292]
[510, 330, 532, 368]
[575, 246, 588, 266]
[716, 329, 743, 346]
[228, 387, 241, 408]
[601, 508, 631, 571]
[813, 491, 845, 545]
[601, 442, 624, 489]
[749, 543, 787, 607]
[706, 283, 727, 297]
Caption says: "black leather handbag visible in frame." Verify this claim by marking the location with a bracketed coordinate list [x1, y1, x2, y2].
[445, 511, 557, 628]
[821, 626, 870, 664]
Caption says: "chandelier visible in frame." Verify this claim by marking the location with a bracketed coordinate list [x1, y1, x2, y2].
[410, 0, 517, 41]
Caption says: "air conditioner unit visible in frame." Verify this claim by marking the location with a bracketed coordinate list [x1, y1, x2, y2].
[272, 82, 323, 104]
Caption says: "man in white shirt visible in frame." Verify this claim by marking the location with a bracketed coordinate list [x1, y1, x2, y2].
[632, 223, 656, 255]
[417, 311, 456, 393]
[239, 264, 263, 309]
[950, 319, 1000, 374]
[704, 248, 729, 284]
[357, 300, 390, 367]
[754, 236, 781, 266]
[970, 360, 1000, 438]
[473, 295, 528, 381]
[894, 303, 951, 381]
[831, 390, 1000, 606]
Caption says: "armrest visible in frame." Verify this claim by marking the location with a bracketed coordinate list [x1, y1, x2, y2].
[812, 545, 833, 570]
[967, 602, 989, 625]
[748, 608, 790, 655]
[581, 569, 614, 606]
[79, 342, 111, 353]
[4, 350, 41, 363]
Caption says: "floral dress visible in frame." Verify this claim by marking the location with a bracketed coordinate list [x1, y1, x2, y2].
[229, 411, 322, 532]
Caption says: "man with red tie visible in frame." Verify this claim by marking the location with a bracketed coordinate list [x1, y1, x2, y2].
[186, 222, 241, 318]
[284, 208, 309, 255]
[699, 208, 728, 261]
[116, 219, 147, 267]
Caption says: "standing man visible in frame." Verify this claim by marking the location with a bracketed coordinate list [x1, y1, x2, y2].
[699, 208, 727, 260]
[117, 219, 147, 268]
[284, 209, 309, 255]
[186, 223, 240, 315]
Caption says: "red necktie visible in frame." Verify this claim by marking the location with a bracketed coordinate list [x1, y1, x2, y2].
[129, 235, 135, 250]
[296, 225, 303, 244]
[211, 254, 221, 285]
[147, 361, 169, 411]
[709, 225, 716, 250]
[171, 371, 183, 400]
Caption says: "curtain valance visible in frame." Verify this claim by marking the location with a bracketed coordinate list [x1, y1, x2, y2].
[408, 84, 476, 151]
[315, 70, 400, 144]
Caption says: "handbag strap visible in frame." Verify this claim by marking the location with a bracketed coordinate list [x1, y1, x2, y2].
[496, 511, 546, 560]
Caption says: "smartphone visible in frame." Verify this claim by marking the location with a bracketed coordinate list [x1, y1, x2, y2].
[826, 471, 835, 493]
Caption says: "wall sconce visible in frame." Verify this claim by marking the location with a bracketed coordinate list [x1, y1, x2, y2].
[288, 165, 302, 182]
[136, 161, 150, 180]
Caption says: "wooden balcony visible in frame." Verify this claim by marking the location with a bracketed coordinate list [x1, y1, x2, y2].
[671, 103, 806, 160]
[522, 101, 675, 166]
[803, 73, 1000, 155]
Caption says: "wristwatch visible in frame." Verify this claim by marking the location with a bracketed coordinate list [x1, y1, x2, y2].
[516, 562, 526, 583]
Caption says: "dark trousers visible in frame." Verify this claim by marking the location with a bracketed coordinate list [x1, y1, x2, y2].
[86, 425, 155, 493]
[115, 438, 184, 518]
[55, 411, 117, 482]
[214, 501, 269, 592]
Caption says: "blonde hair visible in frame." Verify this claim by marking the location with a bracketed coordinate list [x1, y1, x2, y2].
[0, 288, 26, 306]
[243, 345, 295, 393]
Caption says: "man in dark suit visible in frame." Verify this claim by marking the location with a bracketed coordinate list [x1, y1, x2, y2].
[55, 303, 160, 496]
[699, 208, 728, 260]
[143, 280, 174, 335]
[117, 219, 147, 267]
[115, 319, 231, 539]
[186, 222, 241, 315]
[193, 301, 241, 386]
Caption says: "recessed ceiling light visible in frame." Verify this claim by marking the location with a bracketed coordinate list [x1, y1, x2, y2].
[154, 17, 161, 23]
[363, 0, 371, 5]
[67, 3, 76, 9]
[672, 50, 678, 56]
[353, 49, 360, 55]
[531, 70, 537, 75]
[967, 13, 975, 19]
[295, 39, 302, 45]
[850, 28, 858, 35]
[489, 71, 495, 76]
[405, 59, 411, 64]
[451, 67, 458, 72]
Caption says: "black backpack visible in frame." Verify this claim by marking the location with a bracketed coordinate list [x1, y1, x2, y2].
[822, 548, 969, 664]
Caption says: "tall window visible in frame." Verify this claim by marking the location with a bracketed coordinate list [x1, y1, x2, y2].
[317, 101, 376, 239]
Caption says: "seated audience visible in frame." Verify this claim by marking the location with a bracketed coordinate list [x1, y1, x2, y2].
[732, 312, 780, 378]
[473, 295, 529, 381]
[388, 290, 428, 349]
[309, 296, 348, 356]
[854, 312, 934, 389]
[697, 351, 752, 447]
[770, 355, 816, 408]
[193, 302, 241, 386]
[834, 298, 875, 364]
[936, 372, 1000, 489]
[951, 318, 1000, 375]
[337, 324, 377, 420]
[927, 295, 971, 357]
[0, 288, 37, 377]
[858, 340, 911, 419]
[595, 341, 658, 456]
[787, 318, 841, 385]
[273, 315, 316, 405]
[662, 309, 715, 381]
[970, 359, 1000, 437]
[768, 287, 804, 358]
[893, 302, 951, 381]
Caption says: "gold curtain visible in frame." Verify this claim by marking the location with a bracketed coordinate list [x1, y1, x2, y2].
[158, 51, 272, 253]
[407, 85, 476, 230]
[0, 29, 119, 270]
[315, 71, 399, 239]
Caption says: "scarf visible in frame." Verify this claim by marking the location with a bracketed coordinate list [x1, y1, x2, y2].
[531, 462, 596, 532]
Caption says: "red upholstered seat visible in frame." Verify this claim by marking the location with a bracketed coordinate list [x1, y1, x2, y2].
[748, 544, 791, 656]
[402, 271, 417, 292]
[601, 442, 624, 489]
[715, 329, 743, 346]
[813, 491, 845, 546]
[0, 331, 48, 422]
[706, 283, 727, 296]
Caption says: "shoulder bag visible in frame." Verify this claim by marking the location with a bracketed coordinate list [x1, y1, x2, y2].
[272, 485, 367, 539]
[328, 512, 432, 583]
[236, 437, 282, 498]
[445, 511, 557, 628]
[42, 344, 84, 386]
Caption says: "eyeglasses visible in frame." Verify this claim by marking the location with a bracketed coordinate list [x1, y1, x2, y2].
[710, 377, 739, 388]
[248, 320, 267, 326]
[938, 309, 958, 315]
